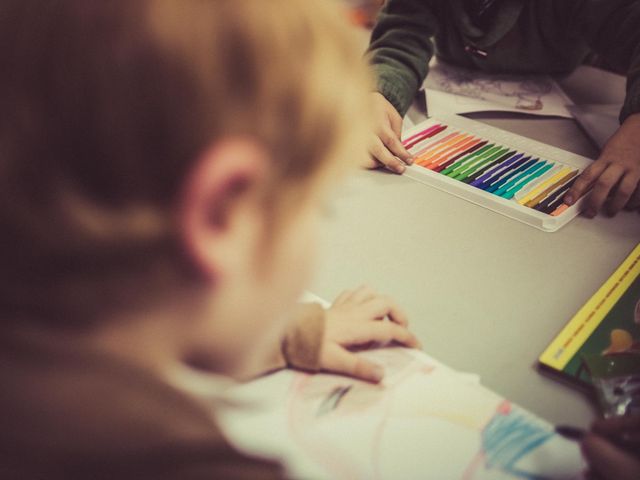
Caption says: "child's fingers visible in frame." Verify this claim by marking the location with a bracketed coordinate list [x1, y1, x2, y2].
[583, 164, 624, 217]
[625, 185, 640, 210]
[370, 136, 407, 174]
[321, 344, 385, 383]
[347, 285, 379, 305]
[582, 434, 640, 480]
[592, 415, 640, 435]
[607, 172, 640, 215]
[362, 296, 409, 326]
[347, 321, 420, 348]
[333, 289, 355, 306]
[380, 124, 413, 164]
[564, 159, 609, 205]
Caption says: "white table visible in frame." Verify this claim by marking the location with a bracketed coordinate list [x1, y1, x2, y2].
[310, 66, 640, 428]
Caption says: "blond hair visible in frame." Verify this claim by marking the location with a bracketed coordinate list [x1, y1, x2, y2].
[0, 0, 372, 327]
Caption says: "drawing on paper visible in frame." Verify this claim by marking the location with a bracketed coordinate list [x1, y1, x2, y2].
[427, 62, 554, 112]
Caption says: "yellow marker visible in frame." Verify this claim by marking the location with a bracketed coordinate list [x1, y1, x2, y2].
[524, 170, 578, 208]
[517, 167, 573, 206]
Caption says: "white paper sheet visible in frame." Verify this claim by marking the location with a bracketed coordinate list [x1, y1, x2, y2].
[216, 295, 586, 479]
[424, 60, 574, 119]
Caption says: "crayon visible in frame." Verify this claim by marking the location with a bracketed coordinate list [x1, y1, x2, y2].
[524, 170, 578, 208]
[452, 148, 511, 182]
[463, 150, 518, 184]
[443, 145, 501, 177]
[412, 131, 461, 157]
[433, 141, 488, 173]
[493, 161, 549, 197]
[518, 167, 573, 206]
[469, 153, 524, 187]
[402, 124, 444, 147]
[439, 144, 497, 176]
[417, 134, 474, 166]
[534, 177, 578, 213]
[422, 137, 482, 169]
[555, 425, 586, 441]
[550, 203, 569, 216]
[456, 148, 514, 182]
[500, 162, 555, 199]
[479, 156, 532, 191]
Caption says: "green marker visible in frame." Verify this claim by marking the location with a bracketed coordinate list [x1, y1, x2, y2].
[444, 145, 501, 178]
[501, 162, 555, 199]
[439, 144, 495, 176]
[452, 147, 510, 182]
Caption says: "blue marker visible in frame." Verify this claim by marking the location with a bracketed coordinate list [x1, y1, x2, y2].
[494, 161, 550, 198]
[470, 152, 524, 188]
[480, 156, 532, 192]
[501, 163, 555, 199]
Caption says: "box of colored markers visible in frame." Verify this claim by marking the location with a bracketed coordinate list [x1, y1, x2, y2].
[402, 114, 592, 232]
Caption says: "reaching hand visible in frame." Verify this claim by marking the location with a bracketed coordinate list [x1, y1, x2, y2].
[319, 286, 420, 383]
[565, 113, 640, 217]
[581, 415, 640, 480]
[366, 93, 414, 174]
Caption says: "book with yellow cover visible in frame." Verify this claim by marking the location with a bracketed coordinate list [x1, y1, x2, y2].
[538, 243, 640, 385]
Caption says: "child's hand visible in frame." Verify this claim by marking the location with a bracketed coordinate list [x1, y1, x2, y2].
[565, 113, 640, 217]
[581, 416, 640, 480]
[319, 286, 421, 383]
[367, 93, 413, 174]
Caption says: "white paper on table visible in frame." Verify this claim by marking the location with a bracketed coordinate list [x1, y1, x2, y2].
[568, 104, 621, 150]
[424, 59, 575, 119]
[216, 292, 586, 480]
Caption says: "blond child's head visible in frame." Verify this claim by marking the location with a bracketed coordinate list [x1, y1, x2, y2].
[0, 0, 372, 374]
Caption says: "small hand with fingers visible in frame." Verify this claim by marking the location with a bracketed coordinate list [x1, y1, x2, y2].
[366, 93, 414, 174]
[319, 286, 421, 383]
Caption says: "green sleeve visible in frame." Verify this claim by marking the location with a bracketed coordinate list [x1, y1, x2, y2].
[366, 0, 440, 116]
[569, 0, 640, 123]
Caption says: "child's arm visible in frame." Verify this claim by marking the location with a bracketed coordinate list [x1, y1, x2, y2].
[563, 1, 640, 216]
[365, 0, 440, 173]
[581, 415, 640, 480]
[263, 288, 420, 382]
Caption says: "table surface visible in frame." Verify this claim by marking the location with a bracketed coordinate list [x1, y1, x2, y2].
[310, 65, 640, 428]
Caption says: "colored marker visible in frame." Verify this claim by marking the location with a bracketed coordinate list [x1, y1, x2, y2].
[413, 131, 460, 157]
[463, 150, 517, 184]
[443, 145, 501, 177]
[455, 148, 513, 182]
[522, 169, 577, 207]
[486, 158, 539, 194]
[550, 203, 569, 216]
[555, 425, 586, 441]
[451, 147, 510, 181]
[439, 144, 496, 176]
[514, 164, 563, 201]
[500, 162, 555, 199]
[433, 141, 488, 173]
[417, 134, 473, 165]
[403, 124, 445, 148]
[535, 178, 578, 213]
[476, 155, 531, 190]
[470, 153, 524, 187]
[422, 137, 481, 168]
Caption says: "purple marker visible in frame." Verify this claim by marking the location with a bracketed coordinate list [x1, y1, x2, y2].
[470, 152, 524, 188]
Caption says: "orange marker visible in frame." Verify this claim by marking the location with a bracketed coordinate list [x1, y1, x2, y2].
[413, 131, 460, 157]
[550, 203, 569, 217]
[416, 133, 469, 164]
[424, 138, 482, 169]
[418, 135, 475, 166]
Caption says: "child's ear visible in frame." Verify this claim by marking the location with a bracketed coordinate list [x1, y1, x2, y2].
[179, 139, 270, 281]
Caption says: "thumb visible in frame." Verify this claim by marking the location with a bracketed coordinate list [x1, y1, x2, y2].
[582, 434, 640, 480]
[321, 344, 385, 383]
